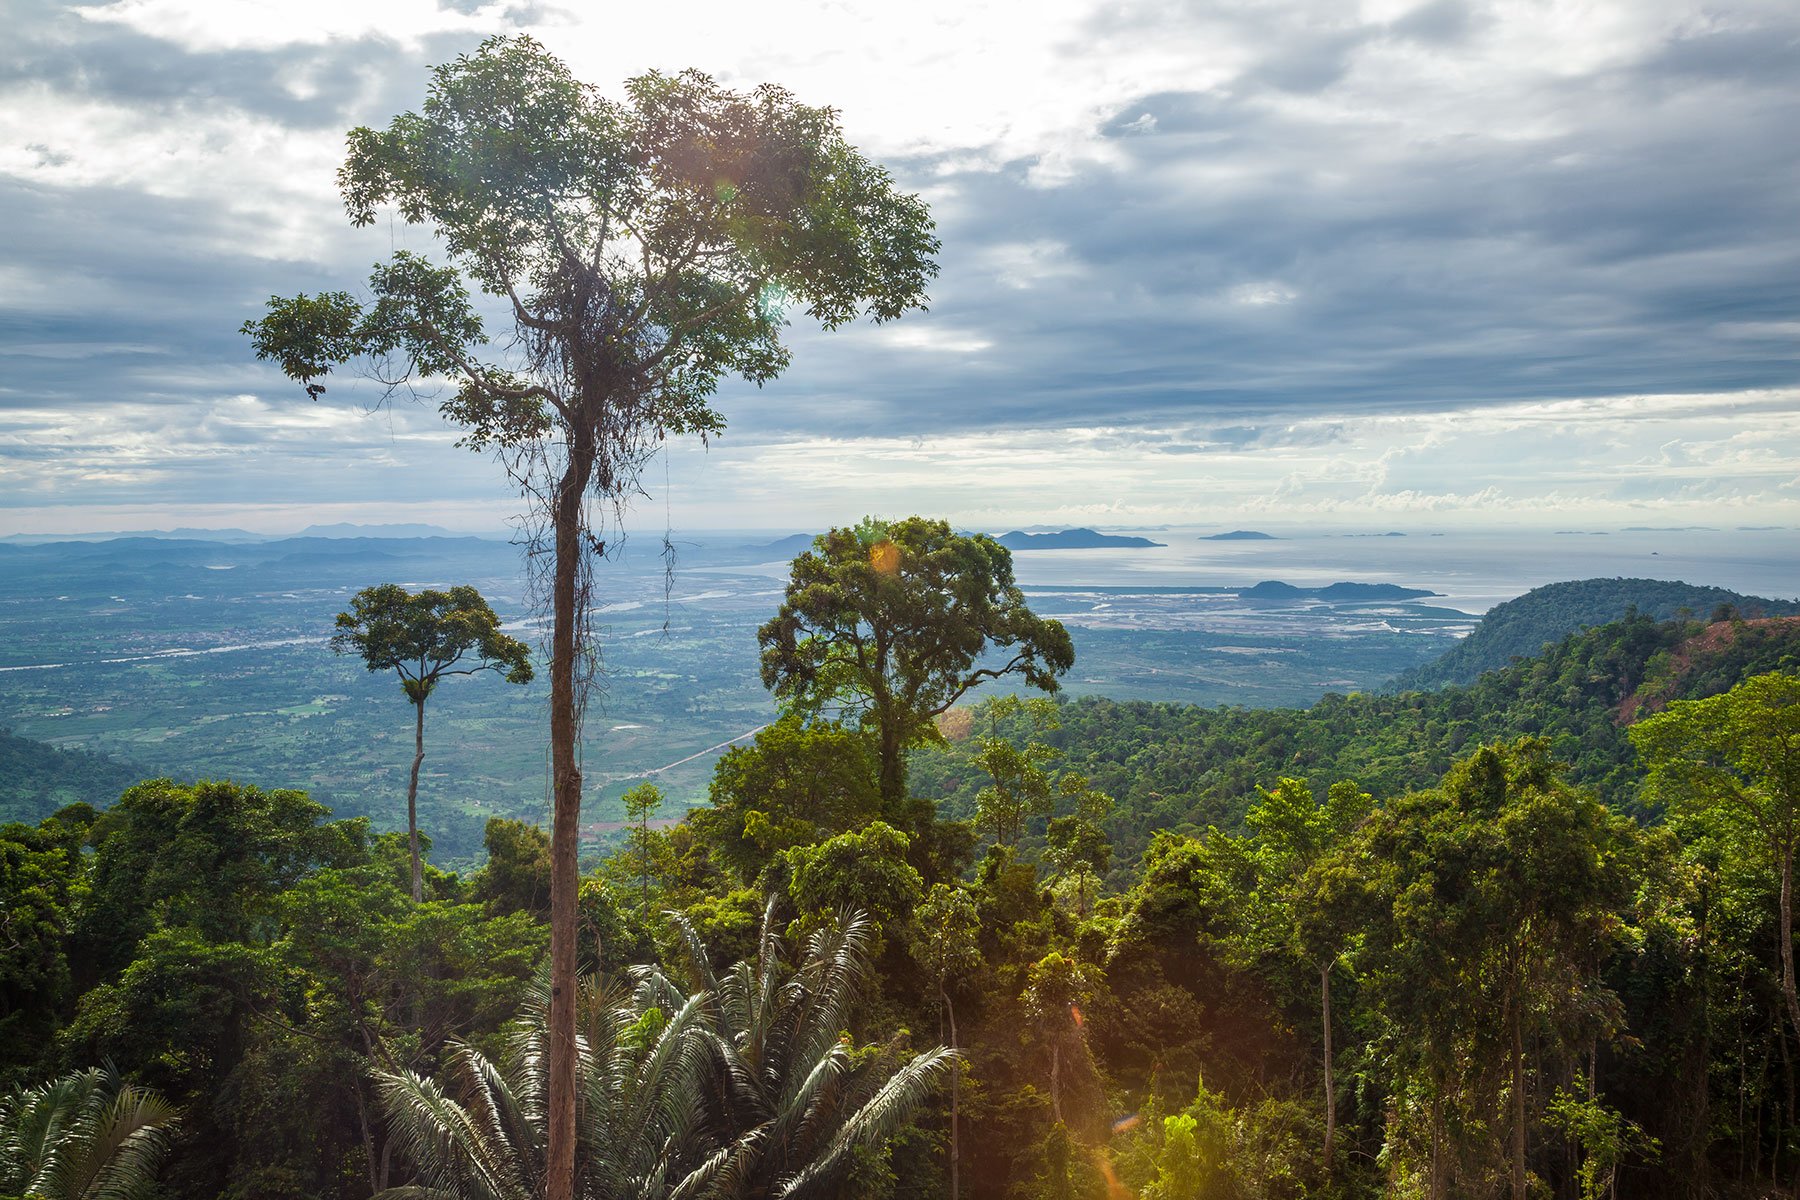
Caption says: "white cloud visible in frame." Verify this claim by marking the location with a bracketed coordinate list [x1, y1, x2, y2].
[75, 0, 497, 51]
[1229, 282, 1298, 307]
[640, 387, 1800, 530]
[876, 326, 994, 355]
[2, 0, 1797, 538]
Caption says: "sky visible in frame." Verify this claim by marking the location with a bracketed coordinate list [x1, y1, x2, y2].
[1, 0, 1797, 536]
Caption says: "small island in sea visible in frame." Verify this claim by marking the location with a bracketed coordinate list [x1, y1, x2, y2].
[1240, 580, 1440, 601]
[1201, 529, 1278, 540]
[996, 528, 1166, 550]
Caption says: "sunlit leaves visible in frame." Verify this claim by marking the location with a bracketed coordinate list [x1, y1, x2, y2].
[758, 517, 1074, 815]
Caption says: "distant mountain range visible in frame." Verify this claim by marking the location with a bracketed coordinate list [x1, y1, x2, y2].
[1390, 577, 1800, 691]
[1201, 530, 1277, 540]
[0, 522, 492, 545]
[297, 523, 479, 539]
[0, 535, 520, 600]
[995, 528, 1166, 550]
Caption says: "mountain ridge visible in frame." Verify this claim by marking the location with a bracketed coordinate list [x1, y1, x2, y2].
[1390, 576, 1800, 691]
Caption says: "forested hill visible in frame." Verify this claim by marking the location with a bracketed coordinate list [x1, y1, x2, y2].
[914, 609, 1800, 876]
[0, 727, 141, 823]
[1389, 576, 1799, 691]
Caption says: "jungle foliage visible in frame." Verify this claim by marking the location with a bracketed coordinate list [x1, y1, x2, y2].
[1389, 576, 1798, 692]
[7, 610, 1800, 1199]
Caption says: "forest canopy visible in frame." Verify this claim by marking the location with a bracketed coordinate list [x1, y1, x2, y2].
[7, 601, 1800, 1199]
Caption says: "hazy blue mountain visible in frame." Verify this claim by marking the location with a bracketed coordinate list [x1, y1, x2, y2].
[1390, 576, 1800, 691]
[676, 532, 818, 566]
[0, 527, 272, 544]
[298, 522, 481, 539]
[1201, 530, 1277, 540]
[996, 528, 1166, 549]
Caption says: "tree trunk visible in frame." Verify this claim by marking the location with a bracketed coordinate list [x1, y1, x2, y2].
[946, 988, 960, 1200]
[1512, 998, 1528, 1200]
[639, 814, 650, 912]
[1781, 845, 1800, 1050]
[1321, 960, 1336, 1174]
[407, 695, 426, 903]
[1050, 1040, 1062, 1125]
[546, 435, 594, 1200]
[1429, 1091, 1444, 1200]
[1779, 1006, 1795, 1189]
[353, 1076, 379, 1195]
[878, 720, 905, 817]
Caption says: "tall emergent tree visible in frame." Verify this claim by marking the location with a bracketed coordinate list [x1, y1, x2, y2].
[758, 517, 1074, 825]
[618, 781, 663, 912]
[1633, 673, 1800, 1046]
[243, 37, 938, 1199]
[333, 583, 532, 902]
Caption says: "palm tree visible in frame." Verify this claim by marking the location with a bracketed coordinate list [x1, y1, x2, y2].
[670, 907, 955, 1198]
[0, 1066, 179, 1200]
[377, 963, 724, 1200]
[376, 907, 953, 1200]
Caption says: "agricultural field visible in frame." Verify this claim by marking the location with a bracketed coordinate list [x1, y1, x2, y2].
[0, 534, 1463, 864]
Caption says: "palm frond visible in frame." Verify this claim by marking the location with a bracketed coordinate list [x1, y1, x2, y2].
[69, 1082, 180, 1200]
[774, 1047, 957, 1200]
[666, 1126, 768, 1200]
[376, 1064, 525, 1200]
[766, 1039, 852, 1164]
[453, 1044, 541, 1198]
[5, 1071, 98, 1192]
[0, 1068, 177, 1200]
[786, 912, 870, 1076]
[666, 909, 722, 998]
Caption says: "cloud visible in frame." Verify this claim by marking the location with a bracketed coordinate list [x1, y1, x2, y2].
[1, 0, 1797, 533]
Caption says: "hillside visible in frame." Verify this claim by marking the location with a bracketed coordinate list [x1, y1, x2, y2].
[1389, 576, 1799, 691]
[0, 727, 142, 823]
[912, 608, 1800, 876]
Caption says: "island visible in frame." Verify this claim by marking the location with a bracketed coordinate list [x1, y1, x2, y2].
[1239, 580, 1440, 601]
[1201, 530, 1277, 540]
[747, 533, 817, 557]
[995, 528, 1166, 550]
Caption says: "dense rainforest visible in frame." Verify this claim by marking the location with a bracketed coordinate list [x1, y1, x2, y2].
[1388, 576, 1799, 691]
[6, 596, 1800, 1200]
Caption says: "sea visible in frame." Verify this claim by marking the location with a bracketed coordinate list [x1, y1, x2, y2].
[993, 526, 1800, 615]
[687, 525, 1798, 617]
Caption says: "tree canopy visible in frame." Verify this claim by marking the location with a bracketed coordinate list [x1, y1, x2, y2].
[333, 583, 531, 900]
[11, 614, 1800, 1198]
[243, 39, 939, 1198]
[332, 584, 532, 702]
[758, 517, 1074, 824]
